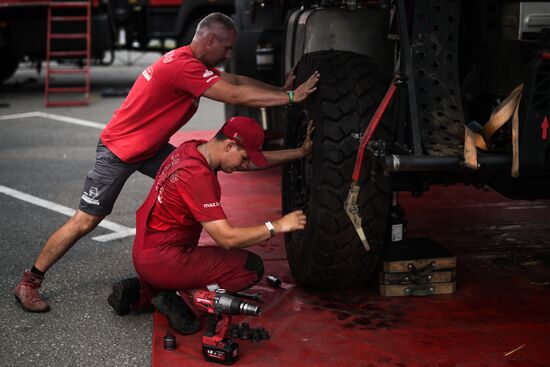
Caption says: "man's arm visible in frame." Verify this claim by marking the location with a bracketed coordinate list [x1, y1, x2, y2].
[203, 71, 319, 107]
[220, 66, 296, 91]
[220, 71, 281, 91]
[201, 210, 306, 250]
[244, 121, 314, 170]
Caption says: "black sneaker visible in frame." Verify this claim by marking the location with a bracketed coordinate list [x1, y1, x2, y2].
[108, 277, 140, 316]
[151, 291, 200, 335]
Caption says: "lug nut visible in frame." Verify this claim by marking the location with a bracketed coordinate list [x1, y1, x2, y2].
[163, 330, 176, 350]
[267, 275, 282, 288]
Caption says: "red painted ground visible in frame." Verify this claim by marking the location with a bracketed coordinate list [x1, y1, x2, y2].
[156, 131, 550, 366]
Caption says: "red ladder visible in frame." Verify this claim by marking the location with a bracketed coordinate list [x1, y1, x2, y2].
[45, 0, 91, 107]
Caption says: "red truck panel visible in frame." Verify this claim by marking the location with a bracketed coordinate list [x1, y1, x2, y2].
[148, 0, 183, 7]
[0, 0, 100, 7]
[0, 0, 49, 5]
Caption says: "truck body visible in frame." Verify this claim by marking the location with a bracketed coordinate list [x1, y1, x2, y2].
[227, 0, 550, 289]
[0, 0, 235, 82]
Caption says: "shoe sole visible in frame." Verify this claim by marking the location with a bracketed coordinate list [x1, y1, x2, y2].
[14, 294, 50, 313]
[151, 293, 200, 335]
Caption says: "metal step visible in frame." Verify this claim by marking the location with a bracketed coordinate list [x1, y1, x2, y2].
[50, 33, 87, 39]
[49, 2, 89, 9]
[48, 86, 88, 93]
[46, 100, 90, 107]
[47, 67, 89, 74]
[49, 50, 88, 57]
[51, 15, 88, 22]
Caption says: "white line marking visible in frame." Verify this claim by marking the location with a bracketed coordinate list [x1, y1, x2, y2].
[92, 230, 136, 242]
[505, 205, 548, 210]
[0, 112, 42, 120]
[0, 111, 105, 129]
[1, 112, 132, 241]
[0, 185, 135, 242]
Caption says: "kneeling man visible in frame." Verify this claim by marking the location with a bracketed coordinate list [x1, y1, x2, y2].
[108, 116, 312, 333]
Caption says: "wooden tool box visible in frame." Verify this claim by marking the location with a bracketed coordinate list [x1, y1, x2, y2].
[379, 237, 456, 296]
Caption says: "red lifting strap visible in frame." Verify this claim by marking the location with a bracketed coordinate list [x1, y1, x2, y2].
[352, 82, 398, 182]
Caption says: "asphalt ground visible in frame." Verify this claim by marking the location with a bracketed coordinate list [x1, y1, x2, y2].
[0, 53, 224, 366]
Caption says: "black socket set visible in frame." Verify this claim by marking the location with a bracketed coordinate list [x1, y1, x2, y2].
[229, 322, 270, 343]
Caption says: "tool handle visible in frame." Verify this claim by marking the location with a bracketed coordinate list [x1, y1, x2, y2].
[204, 313, 217, 338]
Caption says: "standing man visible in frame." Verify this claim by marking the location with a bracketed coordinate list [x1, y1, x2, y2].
[15, 12, 319, 312]
[108, 116, 312, 334]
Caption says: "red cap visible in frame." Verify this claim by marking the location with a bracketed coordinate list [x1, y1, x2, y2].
[220, 116, 268, 168]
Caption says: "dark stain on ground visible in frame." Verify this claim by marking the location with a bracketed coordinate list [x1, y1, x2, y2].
[349, 317, 371, 326]
[376, 356, 392, 364]
[337, 312, 351, 320]
[492, 249, 550, 271]
[301, 288, 408, 330]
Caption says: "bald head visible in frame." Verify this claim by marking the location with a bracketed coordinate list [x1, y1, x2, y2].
[193, 13, 237, 42]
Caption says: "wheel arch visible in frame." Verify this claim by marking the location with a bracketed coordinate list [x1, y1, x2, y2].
[174, 0, 235, 43]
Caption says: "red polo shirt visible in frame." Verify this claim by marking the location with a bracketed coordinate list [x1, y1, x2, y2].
[100, 46, 221, 163]
[146, 140, 226, 247]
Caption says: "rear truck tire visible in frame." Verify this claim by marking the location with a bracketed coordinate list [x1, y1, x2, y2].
[178, 17, 201, 47]
[0, 48, 20, 84]
[282, 50, 392, 289]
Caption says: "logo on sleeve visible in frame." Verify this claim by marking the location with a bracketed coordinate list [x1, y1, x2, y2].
[163, 50, 175, 64]
[142, 66, 153, 81]
[203, 69, 218, 83]
[203, 202, 221, 208]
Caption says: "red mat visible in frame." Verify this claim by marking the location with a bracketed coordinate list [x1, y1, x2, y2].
[154, 131, 550, 366]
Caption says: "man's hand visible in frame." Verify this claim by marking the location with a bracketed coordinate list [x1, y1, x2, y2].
[274, 210, 306, 233]
[292, 71, 320, 103]
[300, 120, 315, 157]
[282, 65, 297, 91]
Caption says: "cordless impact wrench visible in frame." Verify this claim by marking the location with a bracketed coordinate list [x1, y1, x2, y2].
[191, 289, 261, 365]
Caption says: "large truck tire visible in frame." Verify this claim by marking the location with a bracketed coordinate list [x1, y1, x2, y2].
[0, 48, 19, 84]
[178, 17, 201, 47]
[283, 50, 392, 289]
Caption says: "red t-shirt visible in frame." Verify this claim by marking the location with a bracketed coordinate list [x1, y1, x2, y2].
[147, 140, 226, 246]
[100, 46, 221, 163]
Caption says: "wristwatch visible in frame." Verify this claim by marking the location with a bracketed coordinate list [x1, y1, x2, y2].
[265, 221, 275, 238]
